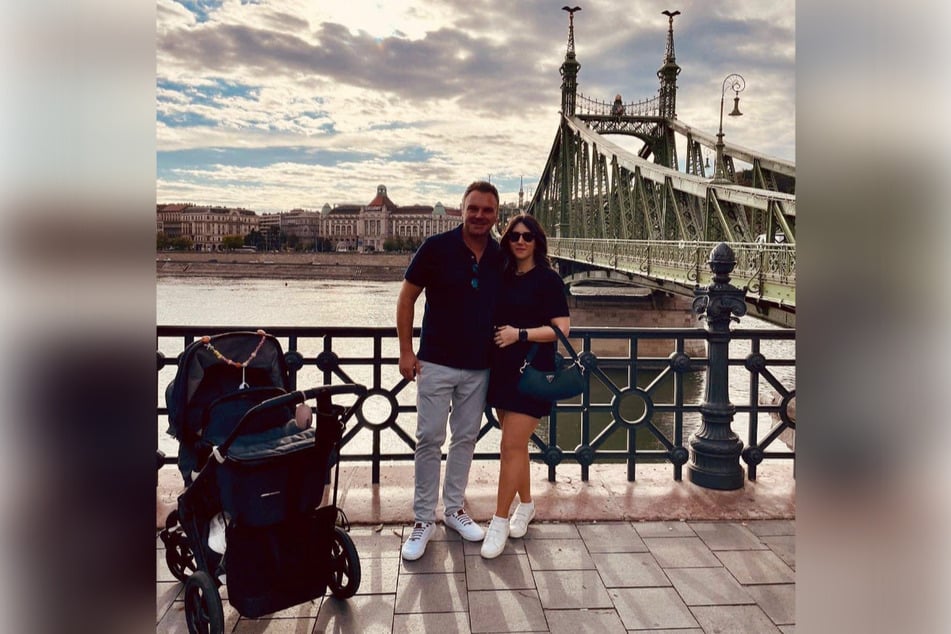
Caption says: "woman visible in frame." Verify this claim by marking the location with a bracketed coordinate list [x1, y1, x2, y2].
[481, 214, 570, 559]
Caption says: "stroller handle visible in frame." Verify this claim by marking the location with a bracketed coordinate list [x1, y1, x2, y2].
[214, 383, 368, 462]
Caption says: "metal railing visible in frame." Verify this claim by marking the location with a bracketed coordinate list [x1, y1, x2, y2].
[158, 322, 795, 486]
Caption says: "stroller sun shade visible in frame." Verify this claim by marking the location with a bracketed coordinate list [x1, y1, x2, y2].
[166, 331, 292, 442]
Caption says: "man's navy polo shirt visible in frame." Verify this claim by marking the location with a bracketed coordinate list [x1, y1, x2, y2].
[404, 225, 501, 370]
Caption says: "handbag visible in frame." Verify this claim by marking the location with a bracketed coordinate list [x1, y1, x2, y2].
[517, 326, 588, 401]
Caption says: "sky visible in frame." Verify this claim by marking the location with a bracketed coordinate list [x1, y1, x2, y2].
[156, 0, 795, 213]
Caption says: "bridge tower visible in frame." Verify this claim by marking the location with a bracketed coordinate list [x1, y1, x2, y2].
[653, 9, 681, 169]
[558, 6, 582, 238]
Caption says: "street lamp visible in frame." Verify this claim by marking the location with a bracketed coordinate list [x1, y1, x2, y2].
[712, 73, 745, 184]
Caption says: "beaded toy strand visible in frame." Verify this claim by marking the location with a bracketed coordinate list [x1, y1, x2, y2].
[202, 329, 268, 389]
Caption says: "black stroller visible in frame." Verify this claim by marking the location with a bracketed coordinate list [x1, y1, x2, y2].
[159, 330, 366, 633]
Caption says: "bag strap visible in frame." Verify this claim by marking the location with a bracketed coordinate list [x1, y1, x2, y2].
[548, 325, 580, 361]
[520, 325, 580, 370]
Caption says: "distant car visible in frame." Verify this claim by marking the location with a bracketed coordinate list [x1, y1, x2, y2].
[755, 232, 786, 244]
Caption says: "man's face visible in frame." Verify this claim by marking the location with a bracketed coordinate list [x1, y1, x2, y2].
[462, 190, 499, 239]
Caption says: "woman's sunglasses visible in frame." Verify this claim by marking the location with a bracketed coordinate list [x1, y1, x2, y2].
[510, 231, 535, 243]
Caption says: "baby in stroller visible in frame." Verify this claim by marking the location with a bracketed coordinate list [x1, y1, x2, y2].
[159, 330, 366, 633]
[206, 400, 314, 555]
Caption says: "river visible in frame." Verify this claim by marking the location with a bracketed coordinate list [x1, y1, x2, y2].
[157, 277, 795, 460]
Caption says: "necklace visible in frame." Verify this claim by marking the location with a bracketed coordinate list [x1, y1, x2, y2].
[515, 266, 534, 276]
[202, 329, 268, 389]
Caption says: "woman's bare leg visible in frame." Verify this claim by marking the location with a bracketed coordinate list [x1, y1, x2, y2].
[495, 410, 540, 518]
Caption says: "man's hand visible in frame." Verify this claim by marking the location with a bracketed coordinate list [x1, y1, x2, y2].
[399, 351, 420, 381]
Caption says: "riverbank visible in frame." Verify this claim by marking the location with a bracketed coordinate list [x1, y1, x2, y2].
[156, 251, 412, 281]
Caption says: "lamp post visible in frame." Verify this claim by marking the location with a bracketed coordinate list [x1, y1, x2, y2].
[712, 73, 745, 184]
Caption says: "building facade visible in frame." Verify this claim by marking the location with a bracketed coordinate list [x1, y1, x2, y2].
[158, 183, 533, 252]
[156, 205, 259, 251]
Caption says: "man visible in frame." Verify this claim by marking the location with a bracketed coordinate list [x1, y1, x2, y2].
[396, 181, 501, 560]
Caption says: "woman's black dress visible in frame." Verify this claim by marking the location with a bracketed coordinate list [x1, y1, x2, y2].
[487, 266, 570, 418]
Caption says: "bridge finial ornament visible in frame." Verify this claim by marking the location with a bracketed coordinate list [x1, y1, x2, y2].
[562, 6, 581, 56]
[661, 10, 680, 63]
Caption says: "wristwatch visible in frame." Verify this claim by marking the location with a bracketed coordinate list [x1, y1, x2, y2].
[518, 328, 528, 343]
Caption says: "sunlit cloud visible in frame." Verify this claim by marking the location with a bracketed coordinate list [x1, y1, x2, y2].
[157, 0, 795, 211]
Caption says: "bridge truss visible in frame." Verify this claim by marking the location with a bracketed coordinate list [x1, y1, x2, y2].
[526, 116, 797, 327]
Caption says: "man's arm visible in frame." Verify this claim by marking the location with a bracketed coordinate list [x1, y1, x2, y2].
[396, 280, 424, 381]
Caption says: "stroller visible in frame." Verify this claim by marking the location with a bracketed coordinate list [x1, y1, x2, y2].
[159, 330, 366, 633]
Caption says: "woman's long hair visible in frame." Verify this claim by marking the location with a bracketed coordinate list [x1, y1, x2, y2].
[499, 213, 551, 274]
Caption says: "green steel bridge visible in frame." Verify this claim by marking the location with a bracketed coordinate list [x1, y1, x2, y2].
[527, 9, 795, 327]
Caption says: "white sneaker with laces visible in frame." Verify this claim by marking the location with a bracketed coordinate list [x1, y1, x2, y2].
[444, 509, 485, 541]
[508, 502, 536, 538]
[480, 515, 510, 559]
[401, 521, 435, 561]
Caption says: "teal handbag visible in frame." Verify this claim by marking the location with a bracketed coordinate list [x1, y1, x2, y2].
[517, 326, 588, 401]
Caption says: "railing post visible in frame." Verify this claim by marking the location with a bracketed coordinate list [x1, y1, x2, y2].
[688, 242, 747, 489]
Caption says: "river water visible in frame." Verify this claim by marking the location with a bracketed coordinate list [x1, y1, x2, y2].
[157, 277, 795, 460]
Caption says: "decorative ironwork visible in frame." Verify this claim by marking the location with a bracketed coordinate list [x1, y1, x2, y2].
[688, 243, 748, 489]
[157, 323, 794, 489]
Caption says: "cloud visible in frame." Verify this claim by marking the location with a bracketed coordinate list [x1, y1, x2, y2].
[156, 0, 795, 211]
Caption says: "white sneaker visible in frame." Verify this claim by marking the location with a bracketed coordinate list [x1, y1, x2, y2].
[208, 512, 230, 554]
[509, 502, 536, 538]
[480, 516, 510, 559]
[444, 509, 485, 541]
[401, 521, 435, 561]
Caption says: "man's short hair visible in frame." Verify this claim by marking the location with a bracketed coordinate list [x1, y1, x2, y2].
[462, 181, 499, 209]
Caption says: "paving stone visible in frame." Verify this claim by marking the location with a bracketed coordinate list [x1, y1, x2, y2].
[399, 539, 465, 574]
[465, 553, 535, 590]
[394, 572, 468, 613]
[590, 552, 670, 588]
[233, 616, 318, 632]
[156, 581, 182, 624]
[665, 567, 755, 606]
[468, 589, 548, 632]
[630, 629, 703, 633]
[349, 525, 404, 558]
[643, 536, 722, 568]
[577, 521, 648, 553]
[716, 549, 795, 584]
[314, 594, 396, 633]
[633, 520, 697, 538]
[261, 596, 321, 619]
[523, 522, 581, 540]
[534, 569, 614, 609]
[690, 604, 782, 633]
[355, 556, 401, 595]
[688, 521, 768, 550]
[608, 587, 699, 630]
[393, 611, 472, 633]
[744, 583, 796, 625]
[762, 534, 796, 569]
[746, 519, 795, 537]
[543, 607, 627, 634]
[525, 538, 596, 570]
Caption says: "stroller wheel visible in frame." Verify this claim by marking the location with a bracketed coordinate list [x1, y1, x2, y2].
[184, 570, 224, 634]
[327, 526, 361, 599]
[163, 524, 196, 584]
